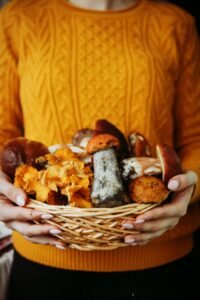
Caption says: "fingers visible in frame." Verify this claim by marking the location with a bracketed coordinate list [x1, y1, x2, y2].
[0, 199, 53, 222]
[124, 229, 166, 246]
[7, 221, 61, 239]
[122, 184, 194, 246]
[134, 186, 193, 222]
[24, 235, 66, 249]
[6, 221, 66, 249]
[123, 171, 196, 226]
[168, 170, 198, 192]
[122, 217, 179, 233]
[0, 175, 28, 206]
[0, 196, 54, 222]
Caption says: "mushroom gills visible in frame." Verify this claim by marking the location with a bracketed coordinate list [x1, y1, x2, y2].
[91, 148, 125, 207]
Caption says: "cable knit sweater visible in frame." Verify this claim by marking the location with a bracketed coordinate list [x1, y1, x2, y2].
[0, 0, 200, 271]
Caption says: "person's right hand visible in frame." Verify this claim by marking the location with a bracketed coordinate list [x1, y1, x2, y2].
[0, 169, 66, 249]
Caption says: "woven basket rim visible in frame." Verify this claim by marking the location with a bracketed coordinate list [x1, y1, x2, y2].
[27, 199, 158, 218]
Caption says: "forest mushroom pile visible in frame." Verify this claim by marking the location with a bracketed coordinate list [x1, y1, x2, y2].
[0, 120, 182, 208]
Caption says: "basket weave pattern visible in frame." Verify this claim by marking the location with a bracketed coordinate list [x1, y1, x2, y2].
[27, 200, 157, 250]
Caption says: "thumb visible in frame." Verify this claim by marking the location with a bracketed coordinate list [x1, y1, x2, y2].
[167, 170, 198, 191]
[0, 176, 28, 206]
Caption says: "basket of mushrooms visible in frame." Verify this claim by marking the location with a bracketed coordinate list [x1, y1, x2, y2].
[0, 119, 182, 250]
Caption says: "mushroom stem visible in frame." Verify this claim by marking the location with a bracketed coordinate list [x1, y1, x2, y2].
[91, 148, 125, 207]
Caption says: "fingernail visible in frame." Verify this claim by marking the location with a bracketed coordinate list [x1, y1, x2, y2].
[134, 219, 145, 224]
[168, 180, 179, 190]
[125, 238, 135, 244]
[41, 214, 53, 220]
[50, 229, 61, 235]
[16, 195, 25, 206]
[122, 223, 134, 229]
[55, 245, 66, 250]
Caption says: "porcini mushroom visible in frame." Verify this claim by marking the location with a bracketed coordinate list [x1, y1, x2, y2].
[0, 138, 49, 177]
[121, 157, 162, 180]
[127, 143, 182, 204]
[95, 119, 129, 159]
[128, 175, 170, 204]
[128, 131, 152, 157]
[87, 133, 125, 207]
[156, 143, 182, 184]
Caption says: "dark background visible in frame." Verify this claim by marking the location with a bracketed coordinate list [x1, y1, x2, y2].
[170, 0, 200, 33]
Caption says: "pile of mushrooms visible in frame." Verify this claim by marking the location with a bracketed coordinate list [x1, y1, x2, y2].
[0, 119, 182, 208]
[70, 119, 182, 207]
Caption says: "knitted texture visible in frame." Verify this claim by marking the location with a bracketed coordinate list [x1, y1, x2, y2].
[0, 0, 200, 271]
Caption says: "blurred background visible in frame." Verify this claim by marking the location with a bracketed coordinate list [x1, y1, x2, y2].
[163, 0, 200, 33]
[0, 0, 7, 8]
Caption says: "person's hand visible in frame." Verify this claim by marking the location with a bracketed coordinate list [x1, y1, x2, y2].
[0, 169, 66, 249]
[122, 170, 198, 246]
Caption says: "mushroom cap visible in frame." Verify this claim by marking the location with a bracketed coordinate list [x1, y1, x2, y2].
[128, 131, 152, 157]
[95, 119, 129, 158]
[129, 175, 170, 204]
[72, 128, 94, 148]
[86, 133, 120, 154]
[0, 137, 49, 177]
[156, 143, 182, 184]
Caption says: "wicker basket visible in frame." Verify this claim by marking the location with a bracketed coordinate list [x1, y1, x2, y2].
[27, 200, 158, 251]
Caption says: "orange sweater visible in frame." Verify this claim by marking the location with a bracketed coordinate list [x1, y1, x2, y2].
[0, 0, 200, 271]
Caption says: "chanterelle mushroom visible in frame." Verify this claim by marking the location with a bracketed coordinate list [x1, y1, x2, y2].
[87, 133, 125, 207]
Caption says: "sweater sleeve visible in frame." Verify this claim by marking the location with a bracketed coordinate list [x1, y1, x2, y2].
[0, 5, 23, 150]
[174, 15, 200, 204]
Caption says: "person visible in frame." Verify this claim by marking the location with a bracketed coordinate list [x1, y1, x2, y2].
[0, 0, 200, 299]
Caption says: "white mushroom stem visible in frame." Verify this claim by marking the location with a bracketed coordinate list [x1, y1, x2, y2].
[91, 148, 125, 207]
[121, 157, 162, 180]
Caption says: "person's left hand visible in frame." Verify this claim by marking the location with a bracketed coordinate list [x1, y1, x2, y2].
[122, 170, 198, 246]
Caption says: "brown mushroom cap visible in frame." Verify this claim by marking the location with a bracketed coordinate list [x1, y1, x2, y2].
[156, 143, 182, 184]
[86, 133, 120, 154]
[95, 119, 129, 158]
[0, 137, 49, 177]
[129, 175, 170, 204]
[128, 131, 152, 157]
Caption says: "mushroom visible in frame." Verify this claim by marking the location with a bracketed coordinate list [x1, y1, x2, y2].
[127, 143, 182, 204]
[87, 133, 126, 207]
[72, 128, 94, 149]
[95, 119, 129, 159]
[121, 157, 162, 180]
[128, 175, 170, 204]
[156, 143, 182, 184]
[67, 144, 92, 164]
[0, 138, 49, 177]
[48, 144, 92, 164]
[128, 131, 152, 157]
